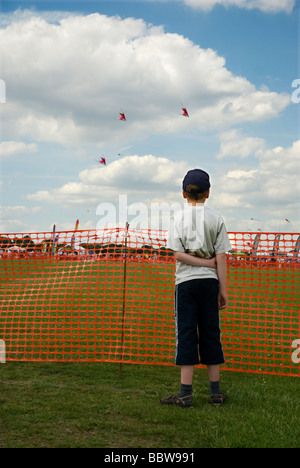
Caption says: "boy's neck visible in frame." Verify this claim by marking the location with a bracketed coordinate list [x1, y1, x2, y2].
[187, 199, 206, 206]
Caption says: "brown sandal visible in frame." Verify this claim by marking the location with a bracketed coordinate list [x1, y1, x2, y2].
[211, 393, 228, 406]
[160, 394, 193, 408]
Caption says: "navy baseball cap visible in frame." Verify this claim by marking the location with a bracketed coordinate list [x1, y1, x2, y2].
[182, 169, 210, 193]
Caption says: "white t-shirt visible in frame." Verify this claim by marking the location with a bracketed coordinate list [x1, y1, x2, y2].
[167, 204, 232, 285]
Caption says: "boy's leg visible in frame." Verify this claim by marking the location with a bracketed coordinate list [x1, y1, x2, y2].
[207, 364, 227, 405]
[196, 279, 227, 405]
[175, 282, 201, 366]
[197, 279, 225, 366]
[178, 365, 194, 398]
[176, 283, 199, 399]
[207, 364, 220, 382]
[207, 364, 221, 394]
[181, 365, 194, 385]
[160, 363, 193, 406]
[160, 284, 197, 407]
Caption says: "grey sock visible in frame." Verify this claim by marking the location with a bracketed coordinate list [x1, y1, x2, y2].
[210, 380, 221, 395]
[178, 384, 192, 398]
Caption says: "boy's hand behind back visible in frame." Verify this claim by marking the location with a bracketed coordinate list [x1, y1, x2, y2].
[218, 290, 228, 309]
[209, 257, 217, 269]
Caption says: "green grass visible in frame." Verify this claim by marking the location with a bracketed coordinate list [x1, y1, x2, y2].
[1, 362, 299, 448]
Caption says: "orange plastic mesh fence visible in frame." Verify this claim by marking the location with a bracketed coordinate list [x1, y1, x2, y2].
[0, 228, 299, 376]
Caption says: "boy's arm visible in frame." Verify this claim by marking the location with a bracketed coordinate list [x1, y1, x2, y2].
[174, 251, 217, 269]
[216, 253, 228, 309]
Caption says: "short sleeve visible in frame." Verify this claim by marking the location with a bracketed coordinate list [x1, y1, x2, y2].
[214, 221, 232, 254]
[167, 215, 185, 252]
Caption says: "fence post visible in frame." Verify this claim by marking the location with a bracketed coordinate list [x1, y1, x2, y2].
[119, 222, 129, 375]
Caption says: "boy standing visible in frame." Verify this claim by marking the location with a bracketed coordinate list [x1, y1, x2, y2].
[161, 169, 232, 407]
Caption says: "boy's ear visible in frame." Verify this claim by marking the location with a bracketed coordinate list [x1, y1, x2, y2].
[182, 190, 187, 199]
[206, 189, 210, 199]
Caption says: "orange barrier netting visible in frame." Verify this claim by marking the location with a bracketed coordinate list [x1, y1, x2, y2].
[0, 228, 299, 376]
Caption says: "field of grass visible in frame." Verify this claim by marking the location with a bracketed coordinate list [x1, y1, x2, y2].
[1, 361, 299, 448]
[0, 256, 299, 448]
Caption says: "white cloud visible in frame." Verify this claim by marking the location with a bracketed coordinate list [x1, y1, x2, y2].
[258, 140, 300, 175]
[0, 205, 40, 215]
[0, 205, 41, 232]
[0, 12, 289, 146]
[217, 129, 265, 159]
[25, 138, 300, 232]
[0, 79, 6, 103]
[27, 154, 189, 206]
[0, 141, 38, 157]
[1, 10, 297, 234]
[211, 137, 300, 228]
[183, 0, 295, 13]
[227, 169, 259, 179]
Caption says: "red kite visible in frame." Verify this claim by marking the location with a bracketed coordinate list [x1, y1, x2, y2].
[96, 157, 106, 165]
[119, 112, 126, 121]
[182, 107, 189, 117]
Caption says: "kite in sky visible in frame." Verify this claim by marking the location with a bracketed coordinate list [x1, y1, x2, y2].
[114, 110, 126, 121]
[96, 157, 106, 166]
[285, 218, 292, 223]
[181, 107, 189, 117]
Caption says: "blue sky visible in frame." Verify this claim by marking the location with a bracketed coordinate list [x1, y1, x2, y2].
[0, 0, 299, 234]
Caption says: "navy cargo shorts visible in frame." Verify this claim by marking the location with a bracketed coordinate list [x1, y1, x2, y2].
[174, 278, 225, 366]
